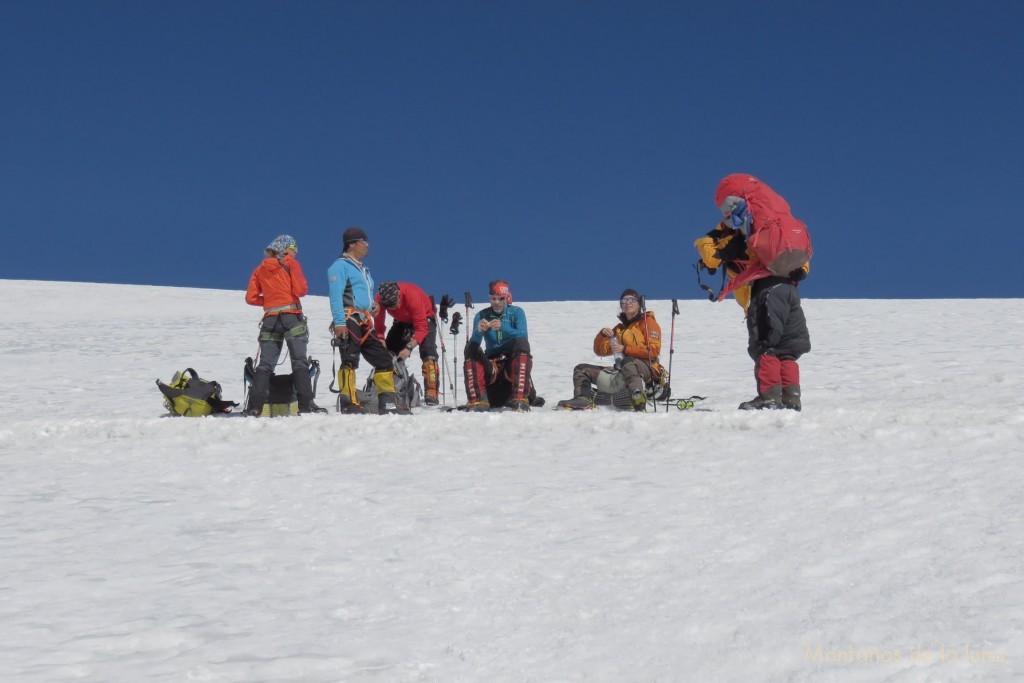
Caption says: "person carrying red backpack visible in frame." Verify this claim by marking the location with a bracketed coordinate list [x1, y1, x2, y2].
[696, 175, 811, 411]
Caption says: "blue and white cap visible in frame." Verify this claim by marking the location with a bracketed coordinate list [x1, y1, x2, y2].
[266, 234, 297, 254]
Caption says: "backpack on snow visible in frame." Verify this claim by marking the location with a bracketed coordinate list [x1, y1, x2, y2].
[589, 367, 670, 409]
[242, 357, 321, 417]
[157, 368, 238, 416]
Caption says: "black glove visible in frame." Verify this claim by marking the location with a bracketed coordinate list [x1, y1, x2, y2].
[449, 311, 462, 335]
[438, 294, 455, 322]
[713, 232, 748, 264]
[789, 268, 807, 282]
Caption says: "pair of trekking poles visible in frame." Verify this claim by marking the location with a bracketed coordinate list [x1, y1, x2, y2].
[432, 292, 474, 407]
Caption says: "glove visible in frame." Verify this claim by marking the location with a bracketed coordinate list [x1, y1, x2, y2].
[706, 225, 732, 240]
[438, 294, 455, 322]
[714, 232, 748, 263]
[449, 311, 462, 335]
[728, 199, 752, 233]
[789, 268, 807, 282]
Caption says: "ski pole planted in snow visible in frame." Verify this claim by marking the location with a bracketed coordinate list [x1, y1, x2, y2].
[449, 311, 463, 404]
[640, 295, 656, 413]
[437, 294, 457, 406]
[666, 298, 679, 409]
[463, 291, 473, 349]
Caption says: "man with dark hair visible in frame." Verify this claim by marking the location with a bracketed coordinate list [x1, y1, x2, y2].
[373, 281, 441, 405]
[462, 279, 540, 412]
[327, 227, 408, 414]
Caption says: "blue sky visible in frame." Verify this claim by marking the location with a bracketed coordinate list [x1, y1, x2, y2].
[2, 1, 1021, 302]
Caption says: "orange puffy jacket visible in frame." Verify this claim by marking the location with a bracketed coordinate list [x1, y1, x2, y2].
[593, 311, 664, 379]
[245, 255, 308, 315]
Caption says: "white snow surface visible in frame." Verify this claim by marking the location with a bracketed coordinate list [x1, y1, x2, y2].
[1, 279, 1022, 682]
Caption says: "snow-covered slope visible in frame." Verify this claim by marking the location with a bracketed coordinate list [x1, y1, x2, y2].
[1, 280, 1021, 682]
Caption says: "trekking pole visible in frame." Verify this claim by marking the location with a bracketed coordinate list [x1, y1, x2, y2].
[640, 294, 656, 413]
[666, 298, 679, 410]
[450, 311, 463, 404]
[433, 294, 456, 406]
[463, 291, 474, 349]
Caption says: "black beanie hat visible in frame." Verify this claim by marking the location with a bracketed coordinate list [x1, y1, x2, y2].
[619, 288, 640, 301]
[343, 226, 368, 247]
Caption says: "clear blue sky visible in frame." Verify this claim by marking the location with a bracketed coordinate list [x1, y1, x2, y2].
[3, 1, 1021, 301]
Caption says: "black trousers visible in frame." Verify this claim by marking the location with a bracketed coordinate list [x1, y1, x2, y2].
[384, 317, 439, 360]
[339, 316, 393, 370]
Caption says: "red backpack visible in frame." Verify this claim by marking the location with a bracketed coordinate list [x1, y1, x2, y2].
[714, 174, 812, 297]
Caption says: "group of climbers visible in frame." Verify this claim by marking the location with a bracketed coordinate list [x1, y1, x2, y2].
[242, 173, 811, 415]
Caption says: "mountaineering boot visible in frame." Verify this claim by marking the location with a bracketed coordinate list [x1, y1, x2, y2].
[374, 369, 411, 415]
[338, 401, 369, 415]
[245, 368, 272, 417]
[629, 389, 647, 412]
[337, 365, 368, 414]
[557, 396, 595, 410]
[299, 401, 329, 415]
[465, 401, 491, 412]
[422, 358, 440, 406]
[558, 380, 594, 410]
[739, 385, 784, 410]
[508, 398, 530, 412]
[781, 384, 802, 411]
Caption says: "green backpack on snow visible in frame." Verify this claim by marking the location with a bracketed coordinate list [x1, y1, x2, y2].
[157, 368, 238, 416]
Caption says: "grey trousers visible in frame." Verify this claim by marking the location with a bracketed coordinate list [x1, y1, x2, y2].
[249, 313, 314, 412]
[573, 358, 652, 396]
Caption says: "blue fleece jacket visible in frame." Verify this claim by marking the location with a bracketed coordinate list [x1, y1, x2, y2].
[469, 304, 528, 356]
[327, 255, 374, 324]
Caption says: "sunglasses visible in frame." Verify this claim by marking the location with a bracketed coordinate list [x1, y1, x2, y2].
[489, 295, 508, 302]
[620, 296, 638, 305]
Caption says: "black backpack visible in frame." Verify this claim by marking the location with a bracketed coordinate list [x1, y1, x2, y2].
[243, 357, 321, 417]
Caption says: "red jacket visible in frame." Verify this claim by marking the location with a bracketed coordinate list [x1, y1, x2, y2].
[373, 282, 435, 344]
[245, 255, 308, 314]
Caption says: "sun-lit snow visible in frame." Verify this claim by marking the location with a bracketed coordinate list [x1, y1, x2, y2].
[1, 280, 1022, 682]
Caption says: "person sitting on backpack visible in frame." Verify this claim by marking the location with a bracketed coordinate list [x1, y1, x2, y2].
[463, 279, 539, 412]
[373, 281, 441, 406]
[328, 227, 408, 414]
[244, 234, 326, 416]
[558, 289, 664, 412]
[696, 174, 811, 411]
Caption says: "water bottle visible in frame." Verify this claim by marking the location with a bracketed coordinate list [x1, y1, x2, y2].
[612, 336, 624, 369]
